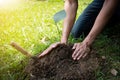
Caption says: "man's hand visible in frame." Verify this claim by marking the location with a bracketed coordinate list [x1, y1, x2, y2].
[38, 42, 63, 58]
[72, 42, 90, 60]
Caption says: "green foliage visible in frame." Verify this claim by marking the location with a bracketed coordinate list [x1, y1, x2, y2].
[0, 1, 64, 79]
[0, 0, 119, 80]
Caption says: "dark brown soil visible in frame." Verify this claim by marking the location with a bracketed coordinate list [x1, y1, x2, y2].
[25, 44, 103, 80]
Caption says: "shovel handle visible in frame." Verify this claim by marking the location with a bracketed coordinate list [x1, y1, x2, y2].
[10, 42, 32, 57]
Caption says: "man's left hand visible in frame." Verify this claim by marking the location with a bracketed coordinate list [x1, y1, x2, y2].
[72, 42, 90, 60]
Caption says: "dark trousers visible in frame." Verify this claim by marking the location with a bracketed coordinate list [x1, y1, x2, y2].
[71, 0, 120, 38]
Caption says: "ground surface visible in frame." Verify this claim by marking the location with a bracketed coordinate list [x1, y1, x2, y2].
[0, 0, 120, 80]
[26, 44, 103, 80]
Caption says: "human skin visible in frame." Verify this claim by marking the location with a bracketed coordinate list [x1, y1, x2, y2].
[72, 0, 119, 60]
[39, 0, 119, 60]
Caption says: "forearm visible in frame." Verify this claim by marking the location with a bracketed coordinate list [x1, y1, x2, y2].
[83, 0, 118, 46]
[61, 0, 78, 43]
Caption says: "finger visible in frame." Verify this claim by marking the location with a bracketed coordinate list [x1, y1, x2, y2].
[38, 46, 53, 58]
[39, 42, 61, 58]
[72, 43, 77, 50]
[72, 49, 80, 60]
[74, 50, 82, 60]
[82, 48, 90, 58]
[38, 50, 49, 58]
[51, 42, 60, 48]
[76, 50, 84, 60]
[82, 52, 88, 58]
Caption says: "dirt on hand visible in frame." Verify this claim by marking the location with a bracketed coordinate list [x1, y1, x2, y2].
[25, 44, 102, 80]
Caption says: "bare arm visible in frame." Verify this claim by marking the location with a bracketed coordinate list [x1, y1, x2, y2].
[72, 0, 119, 60]
[61, 0, 78, 43]
[83, 0, 119, 46]
[39, 0, 78, 58]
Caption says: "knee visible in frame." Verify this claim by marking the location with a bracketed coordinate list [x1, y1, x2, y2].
[71, 29, 80, 39]
[71, 26, 90, 39]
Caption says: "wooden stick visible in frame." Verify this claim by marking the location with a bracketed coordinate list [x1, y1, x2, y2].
[10, 42, 32, 57]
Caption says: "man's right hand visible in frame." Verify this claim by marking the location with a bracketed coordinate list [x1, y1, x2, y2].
[38, 42, 64, 58]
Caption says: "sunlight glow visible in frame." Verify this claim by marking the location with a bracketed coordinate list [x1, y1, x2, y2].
[0, 0, 21, 8]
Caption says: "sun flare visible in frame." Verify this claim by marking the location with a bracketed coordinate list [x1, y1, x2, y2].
[0, 0, 21, 8]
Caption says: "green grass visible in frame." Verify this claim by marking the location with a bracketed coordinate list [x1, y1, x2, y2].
[0, 0, 120, 80]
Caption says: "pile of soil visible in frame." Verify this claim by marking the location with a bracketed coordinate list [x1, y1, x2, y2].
[25, 44, 103, 80]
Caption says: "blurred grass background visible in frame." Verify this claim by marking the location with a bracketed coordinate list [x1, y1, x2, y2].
[0, 0, 119, 80]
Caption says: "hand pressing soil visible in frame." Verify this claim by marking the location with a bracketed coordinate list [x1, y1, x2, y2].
[25, 44, 102, 80]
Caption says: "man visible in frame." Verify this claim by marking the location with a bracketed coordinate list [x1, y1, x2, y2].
[39, 0, 120, 60]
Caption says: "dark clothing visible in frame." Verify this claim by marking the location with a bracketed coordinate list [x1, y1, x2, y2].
[71, 0, 120, 38]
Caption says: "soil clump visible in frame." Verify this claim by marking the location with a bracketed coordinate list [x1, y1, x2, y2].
[26, 44, 103, 80]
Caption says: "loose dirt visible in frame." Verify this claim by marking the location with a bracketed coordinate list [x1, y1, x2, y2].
[25, 44, 104, 80]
